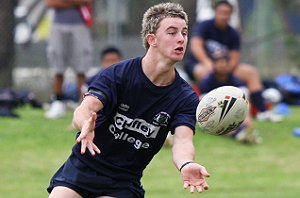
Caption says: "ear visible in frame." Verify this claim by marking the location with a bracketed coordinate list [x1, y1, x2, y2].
[146, 34, 157, 47]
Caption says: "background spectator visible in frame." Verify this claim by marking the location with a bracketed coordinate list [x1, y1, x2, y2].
[45, 0, 94, 119]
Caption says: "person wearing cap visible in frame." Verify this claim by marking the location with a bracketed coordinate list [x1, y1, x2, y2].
[199, 40, 262, 144]
[185, 0, 282, 122]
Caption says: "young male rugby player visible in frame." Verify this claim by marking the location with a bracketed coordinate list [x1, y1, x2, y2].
[48, 3, 210, 198]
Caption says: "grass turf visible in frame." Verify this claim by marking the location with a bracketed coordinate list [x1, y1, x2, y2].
[0, 106, 300, 197]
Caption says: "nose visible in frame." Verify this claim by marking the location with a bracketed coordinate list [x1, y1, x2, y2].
[178, 33, 185, 43]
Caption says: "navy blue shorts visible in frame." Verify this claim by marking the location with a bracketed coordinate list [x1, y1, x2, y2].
[47, 154, 145, 198]
[199, 73, 245, 93]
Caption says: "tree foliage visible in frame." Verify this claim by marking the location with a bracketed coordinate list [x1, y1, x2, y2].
[0, 0, 17, 88]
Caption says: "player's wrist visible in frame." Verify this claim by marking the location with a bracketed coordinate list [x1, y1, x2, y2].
[179, 161, 195, 172]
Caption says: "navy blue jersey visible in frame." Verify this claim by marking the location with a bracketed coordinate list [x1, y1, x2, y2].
[185, 19, 240, 79]
[73, 57, 199, 181]
[199, 72, 245, 93]
[86, 71, 100, 86]
[191, 19, 240, 50]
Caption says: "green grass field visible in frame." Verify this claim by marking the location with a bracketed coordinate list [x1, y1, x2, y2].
[1, 106, 300, 198]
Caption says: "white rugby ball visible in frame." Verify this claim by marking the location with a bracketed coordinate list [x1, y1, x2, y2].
[196, 86, 249, 135]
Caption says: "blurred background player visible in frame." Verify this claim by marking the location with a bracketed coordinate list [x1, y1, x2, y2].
[86, 46, 123, 86]
[99, 46, 123, 69]
[196, 0, 241, 30]
[45, 0, 93, 119]
[199, 41, 244, 93]
[200, 40, 262, 144]
[63, 46, 123, 104]
[185, 0, 282, 122]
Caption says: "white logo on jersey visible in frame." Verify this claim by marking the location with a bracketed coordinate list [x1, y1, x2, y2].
[119, 103, 130, 112]
[113, 112, 160, 138]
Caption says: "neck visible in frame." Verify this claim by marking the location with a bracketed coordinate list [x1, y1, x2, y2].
[214, 21, 228, 30]
[142, 48, 176, 87]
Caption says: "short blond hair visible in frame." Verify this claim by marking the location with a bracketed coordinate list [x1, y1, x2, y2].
[141, 2, 188, 49]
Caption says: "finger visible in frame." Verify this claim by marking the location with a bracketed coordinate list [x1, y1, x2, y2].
[85, 114, 96, 127]
[196, 185, 203, 193]
[76, 131, 87, 143]
[92, 144, 101, 154]
[76, 133, 84, 143]
[87, 143, 95, 156]
[183, 181, 189, 189]
[201, 181, 209, 190]
[200, 166, 210, 177]
[81, 140, 87, 154]
[90, 112, 97, 122]
[190, 185, 195, 193]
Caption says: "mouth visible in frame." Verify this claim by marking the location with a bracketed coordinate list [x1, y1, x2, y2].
[174, 47, 184, 53]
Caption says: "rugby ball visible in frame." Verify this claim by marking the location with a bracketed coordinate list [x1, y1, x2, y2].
[196, 86, 249, 135]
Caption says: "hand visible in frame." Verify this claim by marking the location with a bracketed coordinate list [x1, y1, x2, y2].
[194, 63, 213, 81]
[203, 59, 214, 73]
[76, 112, 101, 156]
[181, 163, 210, 193]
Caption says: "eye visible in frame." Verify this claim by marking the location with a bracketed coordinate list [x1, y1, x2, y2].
[182, 31, 188, 36]
[167, 32, 176, 35]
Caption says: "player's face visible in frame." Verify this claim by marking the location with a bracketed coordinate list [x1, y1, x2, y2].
[215, 5, 232, 28]
[101, 53, 122, 69]
[214, 58, 231, 75]
[154, 17, 188, 62]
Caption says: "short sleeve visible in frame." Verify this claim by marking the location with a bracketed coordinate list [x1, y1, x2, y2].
[191, 21, 207, 38]
[86, 73, 98, 86]
[170, 92, 199, 134]
[228, 29, 240, 50]
[87, 65, 122, 108]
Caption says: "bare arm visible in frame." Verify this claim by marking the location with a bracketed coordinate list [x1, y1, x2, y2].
[190, 37, 213, 68]
[172, 126, 210, 193]
[73, 95, 103, 130]
[172, 126, 195, 169]
[229, 50, 240, 70]
[73, 95, 103, 155]
[45, 0, 91, 9]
